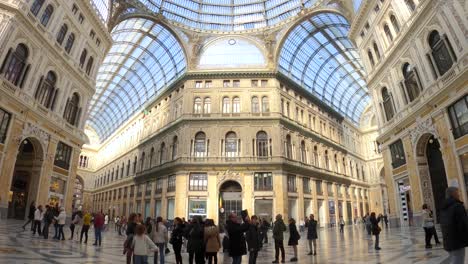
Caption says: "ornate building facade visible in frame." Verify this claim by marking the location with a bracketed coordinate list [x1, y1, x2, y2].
[0, 0, 110, 219]
[349, 0, 467, 226]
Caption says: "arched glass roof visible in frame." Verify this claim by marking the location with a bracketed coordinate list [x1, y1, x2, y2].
[278, 12, 370, 123]
[95, 0, 321, 31]
[86, 18, 186, 141]
[199, 38, 266, 68]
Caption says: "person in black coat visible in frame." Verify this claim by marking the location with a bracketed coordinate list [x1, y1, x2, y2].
[22, 201, 35, 231]
[440, 187, 468, 264]
[226, 213, 250, 264]
[245, 215, 261, 264]
[260, 219, 270, 244]
[306, 214, 318, 255]
[370, 212, 381, 250]
[288, 219, 300, 262]
[42, 205, 54, 239]
[185, 216, 205, 264]
[171, 217, 185, 264]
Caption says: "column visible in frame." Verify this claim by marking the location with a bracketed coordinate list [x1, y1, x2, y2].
[207, 172, 218, 221]
[174, 172, 188, 219]
[64, 148, 81, 214]
[36, 138, 58, 206]
[273, 172, 288, 217]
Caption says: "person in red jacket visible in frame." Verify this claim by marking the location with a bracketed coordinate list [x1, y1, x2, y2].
[93, 211, 104, 246]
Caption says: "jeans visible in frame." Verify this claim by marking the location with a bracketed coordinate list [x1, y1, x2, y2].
[23, 219, 33, 230]
[374, 234, 380, 249]
[80, 225, 89, 243]
[54, 223, 59, 238]
[70, 224, 75, 239]
[232, 255, 242, 264]
[431, 227, 440, 243]
[43, 222, 50, 239]
[449, 248, 465, 264]
[274, 240, 285, 261]
[94, 227, 102, 245]
[424, 227, 433, 246]
[206, 252, 217, 264]
[172, 243, 182, 264]
[134, 255, 149, 264]
[189, 250, 205, 264]
[248, 250, 258, 264]
[57, 224, 65, 240]
[154, 243, 165, 264]
[33, 220, 42, 235]
[340, 224, 344, 233]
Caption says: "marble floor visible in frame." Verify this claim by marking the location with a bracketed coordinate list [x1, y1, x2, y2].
[0, 219, 463, 264]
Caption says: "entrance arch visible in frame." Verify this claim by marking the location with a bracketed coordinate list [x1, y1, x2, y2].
[8, 138, 44, 219]
[218, 180, 242, 226]
[416, 133, 448, 222]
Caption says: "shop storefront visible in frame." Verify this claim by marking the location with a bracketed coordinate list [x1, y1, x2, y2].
[188, 198, 207, 219]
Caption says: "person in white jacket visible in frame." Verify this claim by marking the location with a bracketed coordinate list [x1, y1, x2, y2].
[133, 224, 159, 264]
[151, 216, 168, 264]
[33, 205, 43, 235]
[54, 207, 66, 240]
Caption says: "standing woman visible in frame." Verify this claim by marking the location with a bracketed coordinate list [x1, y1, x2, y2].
[151, 216, 168, 264]
[23, 201, 35, 231]
[125, 213, 138, 264]
[288, 219, 300, 262]
[170, 217, 185, 264]
[370, 212, 381, 250]
[204, 219, 221, 264]
[306, 214, 318, 256]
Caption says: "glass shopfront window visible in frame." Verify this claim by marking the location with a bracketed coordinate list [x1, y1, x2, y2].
[154, 199, 161, 218]
[328, 200, 336, 226]
[188, 199, 207, 219]
[167, 198, 175, 220]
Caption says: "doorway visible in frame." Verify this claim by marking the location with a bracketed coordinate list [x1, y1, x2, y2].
[8, 138, 44, 220]
[218, 180, 242, 226]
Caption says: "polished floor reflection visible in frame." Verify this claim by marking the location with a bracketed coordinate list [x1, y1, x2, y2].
[0, 219, 463, 264]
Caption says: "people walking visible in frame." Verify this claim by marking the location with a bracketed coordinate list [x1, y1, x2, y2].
[288, 218, 300, 262]
[370, 212, 381, 250]
[306, 214, 318, 256]
[226, 213, 250, 264]
[185, 216, 205, 264]
[80, 211, 91, 243]
[70, 210, 81, 240]
[151, 216, 169, 264]
[125, 213, 138, 264]
[54, 207, 66, 240]
[93, 211, 104, 246]
[33, 205, 43, 235]
[246, 215, 261, 264]
[52, 203, 60, 239]
[339, 217, 345, 233]
[170, 217, 185, 264]
[440, 186, 468, 264]
[42, 205, 54, 239]
[426, 205, 441, 245]
[422, 204, 436, 249]
[23, 201, 35, 231]
[260, 219, 270, 244]
[204, 219, 221, 264]
[364, 213, 372, 236]
[383, 214, 389, 229]
[272, 214, 286, 263]
[132, 224, 159, 264]
[104, 214, 109, 231]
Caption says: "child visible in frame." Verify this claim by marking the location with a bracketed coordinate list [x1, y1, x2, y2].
[132, 224, 159, 264]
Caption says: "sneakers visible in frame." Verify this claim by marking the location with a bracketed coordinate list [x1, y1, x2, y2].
[272, 260, 279, 263]
[375, 247, 381, 250]
[313, 251, 317, 256]
[307, 252, 313, 255]
[290, 257, 298, 262]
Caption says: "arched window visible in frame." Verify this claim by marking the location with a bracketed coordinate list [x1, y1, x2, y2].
[251, 96, 259, 113]
[367, 50, 375, 66]
[140, 152, 145, 171]
[428, 30, 455, 76]
[116, 166, 119, 179]
[390, 15, 400, 33]
[285, 135, 292, 159]
[121, 163, 124, 178]
[324, 150, 330, 170]
[149, 147, 155, 167]
[63, 92, 81, 125]
[262, 96, 269, 112]
[194, 97, 202, 113]
[79, 49, 87, 68]
[172, 136, 178, 160]
[384, 24, 393, 42]
[40, 5, 54, 27]
[222, 97, 230, 113]
[256, 131, 268, 157]
[381, 87, 395, 121]
[342, 157, 346, 175]
[334, 154, 339, 173]
[30, 0, 45, 16]
[133, 156, 137, 174]
[405, 0, 416, 12]
[0, 44, 29, 86]
[160, 142, 166, 164]
[203, 97, 211, 113]
[225, 132, 238, 157]
[56, 24, 68, 45]
[127, 160, 131, 176]
[34, 71, 57, 109]
[300, 140, 307, 163]
[85, 57, 94, 75]
[64, 33, 75, 54]
[373, 42, 380, 59]
[232, 97, 240, 113]
[402, 63, 422, 102]
[194, 132, 206, 157]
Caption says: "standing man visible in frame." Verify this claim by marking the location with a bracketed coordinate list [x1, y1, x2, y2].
[42, 205, 54, 239]
[260, 219, 270, 244]
[272, 214, 286, 263]
[440, 187, 468, 264]
[306, 214, 318, 256]
[32, 205, 43, 235]
[226, 213, 250, 264]
[246, 215, 261, 264]
[339, 217, 345, 233]
[23, 201, 36, 231]
[93, 211, 104, 246]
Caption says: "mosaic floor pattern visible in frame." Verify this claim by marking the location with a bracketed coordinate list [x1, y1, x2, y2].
[0, 219, 464, 264]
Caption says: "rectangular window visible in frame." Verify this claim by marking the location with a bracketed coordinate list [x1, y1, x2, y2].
[195, 81, 203, 88]
[78, 14, 84, 24]
[254, 172, 272, 191]
[167, 175, 176, 192]
[155, 178, 163, 193]
[145, 183, 152, 196]
[96, 38, 101, 47]
[0, 107, 11, 144]
[251, 80, 258, 87]
[137, 184, 142, 197]
[72, 4, 78, 14]
[389, 139, 406, 168]
[188, 199, 207, 219]
[223, 80, 231, 88]
[189, 173, 207, 191]
[287, 174, 296, 192]
[54, 142, 72, 170]
[233, 80, 240, 87]
[448, 95, 468, 139]
[316, 180, 323, 195]
[261, 80, 268, 87]
[303, 178, 310, 193]
[327, 183, 334, 196]
[205, 81, 212, 88]
[90, 30, 95, 39]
